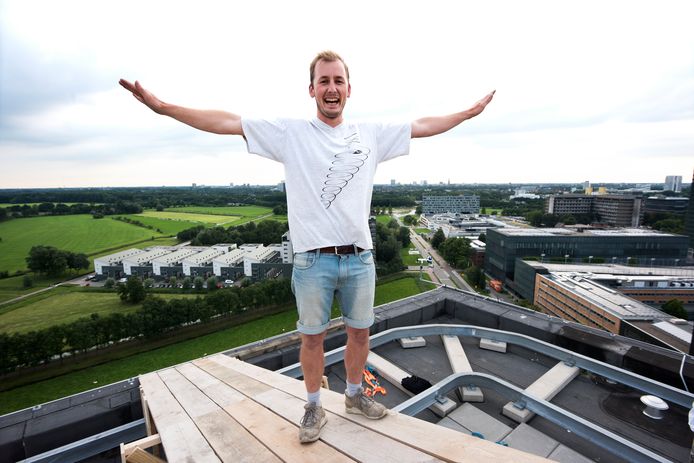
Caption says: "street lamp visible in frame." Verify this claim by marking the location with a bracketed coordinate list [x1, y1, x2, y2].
[564, 254, 569, 264]
[612, 257, 617, 264]
[650, 258, 655, 267]
[540, 253, 545, 263]
[588, 255, 593, 264]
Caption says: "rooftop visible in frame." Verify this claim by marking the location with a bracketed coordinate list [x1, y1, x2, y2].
[493, 228, 682, 238]
[3, 287, 693, 462]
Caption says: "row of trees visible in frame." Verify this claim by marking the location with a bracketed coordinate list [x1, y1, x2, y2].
[375, 219, 411, 276]
[0, 278, 293, 373]
[26, 246, 90, 276]
[177, 220, 289, 246]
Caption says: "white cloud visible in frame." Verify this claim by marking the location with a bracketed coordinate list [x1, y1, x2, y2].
[1, 0, 693, 187]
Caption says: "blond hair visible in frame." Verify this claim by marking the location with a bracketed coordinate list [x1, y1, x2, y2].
[309, 50, 350, 84]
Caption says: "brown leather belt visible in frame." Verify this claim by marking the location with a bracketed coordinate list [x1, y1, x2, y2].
[316, 245, 364, 255]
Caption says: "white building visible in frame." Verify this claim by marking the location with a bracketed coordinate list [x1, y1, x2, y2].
[122, 247, 176, 275]
[281, 231, 293, 264]
[244, 245, 276, 276]
[665, 175, 682, 192]
[212, 248, 246, 276]
[151, 247, 206, 276]
[182, 248, 226, 276]
[94, 248, 145, 274]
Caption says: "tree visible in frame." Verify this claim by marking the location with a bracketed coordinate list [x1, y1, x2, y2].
[431, 228, 445, 249]
[478, 232, 486, 243]
[182, 277, 192, 290]
[26, 246, 68, 275]
[143, 278, 155, 289]
[397, 226, 411, 247]
[169, 276, 178, 288]
[104, 278, 115, 289]
[194, 276, 205, 291]
[207, 276, 219, 291]
[415, 205, 423, 215]
[22, 275, 33, 288]
[66, 252, 89, 271]
[465, 266, 485, 289]
[661, 299, 687, 319]
[118, 277, 146, 304]
[439, 237, 471, 268]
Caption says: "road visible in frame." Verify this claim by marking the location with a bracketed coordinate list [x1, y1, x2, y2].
[407, 227, 474, 291]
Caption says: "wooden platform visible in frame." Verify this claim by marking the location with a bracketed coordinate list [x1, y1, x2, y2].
[127, 354, 549, 462]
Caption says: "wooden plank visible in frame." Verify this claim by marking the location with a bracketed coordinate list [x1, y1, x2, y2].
[440, 335, 484, 402]
[138, 371, 220, 463]
[195, 357, 436, 463]
[176, 362, 352, 463]
[207, 354, 549, 463]
[122, 434, 161, 456]
[126, 447, 167, 463]
[157, 367, 280, 463]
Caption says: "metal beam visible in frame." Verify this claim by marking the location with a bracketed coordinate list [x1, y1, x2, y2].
[19, 419, 146, 463]
[277, 324, 694, 408]
[392, 371, 669, 463]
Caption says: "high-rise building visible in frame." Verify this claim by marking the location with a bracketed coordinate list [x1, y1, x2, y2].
[664, 175, 682, 192]
[685, 170, 694, 248]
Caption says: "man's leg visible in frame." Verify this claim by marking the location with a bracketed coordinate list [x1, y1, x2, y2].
[301, 332, 327, 395]
[344, 326, 370, 384]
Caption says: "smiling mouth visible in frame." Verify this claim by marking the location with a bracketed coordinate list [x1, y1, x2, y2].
[324, 97, 340, 105]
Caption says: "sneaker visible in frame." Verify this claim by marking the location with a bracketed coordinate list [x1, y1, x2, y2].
[299, 403, 327, 443]
[345, 388, 388, 419]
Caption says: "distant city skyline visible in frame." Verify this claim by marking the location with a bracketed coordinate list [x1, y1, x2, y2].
[1, 0, 693, 188]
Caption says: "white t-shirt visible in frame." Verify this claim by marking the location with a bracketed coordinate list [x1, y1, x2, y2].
[242, 117, 410, 253]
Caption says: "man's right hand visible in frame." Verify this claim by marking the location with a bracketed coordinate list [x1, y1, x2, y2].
[118, 79, 244, 136]
[119, 79, 166, 114]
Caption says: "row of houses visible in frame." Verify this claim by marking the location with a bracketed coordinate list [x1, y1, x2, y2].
[94, 233, 294, 282]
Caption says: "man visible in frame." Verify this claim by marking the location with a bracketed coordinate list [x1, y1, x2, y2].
[120, 50, 494, 443]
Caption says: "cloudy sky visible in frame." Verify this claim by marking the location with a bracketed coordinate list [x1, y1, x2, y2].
[1, 0, 692, 188]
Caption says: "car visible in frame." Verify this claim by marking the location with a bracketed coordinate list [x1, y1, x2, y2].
[224, 279, 234, 286]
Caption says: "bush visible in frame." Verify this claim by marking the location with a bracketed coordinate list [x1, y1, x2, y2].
[104, 278, 115, 289]
[22, 275, 33, 288]
[207, 276, 218, 291]
[182, 277, 192, 290]
[144, 278, 155, 289]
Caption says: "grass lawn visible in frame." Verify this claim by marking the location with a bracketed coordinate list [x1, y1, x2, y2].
[136, 210, 240, 226]
[0, 273, 436, 414]
[0, 289, 141, 334]
[481, 208, 503, 215]
[0, 215, 166, 274]
[415, 227, 430, 234]
[400, 243, 422, 266]
[375, 214, 393, 225]
[113, 214, 202, 236]
[165, 206, 273, 217]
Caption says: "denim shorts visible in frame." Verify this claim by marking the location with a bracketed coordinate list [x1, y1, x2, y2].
[291, 248, 376, 335]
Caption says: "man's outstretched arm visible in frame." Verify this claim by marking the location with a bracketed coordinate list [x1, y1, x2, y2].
[410, 90, 495, 139]
[119, 79, 244, 136]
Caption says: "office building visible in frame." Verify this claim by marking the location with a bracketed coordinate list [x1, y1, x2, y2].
[665, 175, 682, 192]
[422, 195, 480, 215]
[281, 231, 293, 264]
[485, 227, 689, 285]
[644, 196, 689, 216]
[545, 194, 643, 227]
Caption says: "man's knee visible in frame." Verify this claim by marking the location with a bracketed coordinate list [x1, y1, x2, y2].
[302, 332, 326, 350]
[347, 327, 370, 345]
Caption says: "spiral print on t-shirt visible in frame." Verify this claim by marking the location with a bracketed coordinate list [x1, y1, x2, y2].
[320, 138, 371, 209]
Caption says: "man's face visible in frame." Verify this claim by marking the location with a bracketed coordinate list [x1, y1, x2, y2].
[309, 59, 351, 127]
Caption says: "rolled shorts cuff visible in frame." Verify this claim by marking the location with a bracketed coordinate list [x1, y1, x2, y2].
[342, 314, 374, 330]
[296, 320, 330, 335]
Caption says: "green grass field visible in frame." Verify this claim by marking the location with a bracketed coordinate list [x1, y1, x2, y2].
[0, 290, 202, 334]
[113, 214, 202, 235]
[414, 227, 431, 234]
[0, 273, 435, 414]
[165, 206, 273, 217]
[375, 214, 393, 225]
[0, 215, 166, 274]
[400, 243, 422, 266]
[136, 210, 240, 225]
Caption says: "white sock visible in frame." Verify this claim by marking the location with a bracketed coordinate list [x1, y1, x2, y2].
[345, 381, 362, 397]
[307, 390, 321, 407]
